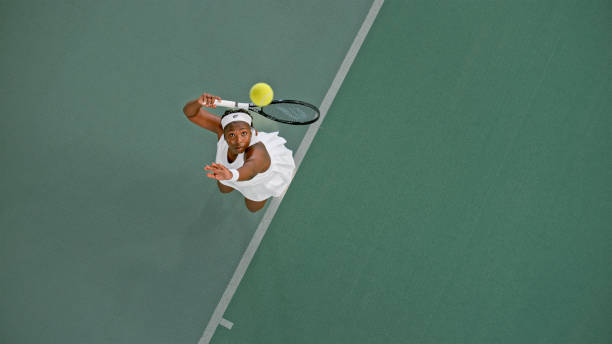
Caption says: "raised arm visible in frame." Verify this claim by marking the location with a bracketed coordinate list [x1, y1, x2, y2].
[183, 93, 223, 137]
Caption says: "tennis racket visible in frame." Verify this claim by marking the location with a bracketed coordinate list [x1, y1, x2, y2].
[207, 99, 320, 125]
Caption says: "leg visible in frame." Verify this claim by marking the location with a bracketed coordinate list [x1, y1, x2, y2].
[244, 197, 267, 213]
[217, 181, 234, 194]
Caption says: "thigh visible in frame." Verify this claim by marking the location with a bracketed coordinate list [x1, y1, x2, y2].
[244, 198, 267, 212]
[217, 181, 234, 193]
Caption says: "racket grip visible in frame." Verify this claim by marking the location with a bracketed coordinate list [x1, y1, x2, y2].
[214, 99, 250, 109]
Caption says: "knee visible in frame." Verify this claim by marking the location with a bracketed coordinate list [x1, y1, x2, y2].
[244, 198, 267, 212]
[217, 181, 234, 193]
[246, 206, 262, 213]
[246, 203, 264, 213]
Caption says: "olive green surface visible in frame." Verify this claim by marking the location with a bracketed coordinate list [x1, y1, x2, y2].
[0, 0, 372, 343]
[215, 1, 612, 343]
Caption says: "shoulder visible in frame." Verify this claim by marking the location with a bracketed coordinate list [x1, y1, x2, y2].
[244, 142, 271, 169]
[245, 142, 269, 158]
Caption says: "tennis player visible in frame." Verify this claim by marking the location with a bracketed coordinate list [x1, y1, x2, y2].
[183, 93, 295, 212]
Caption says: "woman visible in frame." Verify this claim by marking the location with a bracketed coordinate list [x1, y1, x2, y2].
[183, 93, 295, 212]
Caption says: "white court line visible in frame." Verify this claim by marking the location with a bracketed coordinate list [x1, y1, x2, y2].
[198, 1, 384, 343]
[219, 318, 233, 330]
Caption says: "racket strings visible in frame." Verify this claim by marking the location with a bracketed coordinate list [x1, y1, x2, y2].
[261, 102, 319, 124]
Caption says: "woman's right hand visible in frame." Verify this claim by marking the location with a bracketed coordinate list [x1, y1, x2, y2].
[197, 93, 222, 108]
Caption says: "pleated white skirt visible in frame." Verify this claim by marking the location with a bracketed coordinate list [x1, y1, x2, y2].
[215, 130, 295, 201]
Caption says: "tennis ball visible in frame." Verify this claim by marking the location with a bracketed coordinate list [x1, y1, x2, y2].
[249, 82, 274, 107]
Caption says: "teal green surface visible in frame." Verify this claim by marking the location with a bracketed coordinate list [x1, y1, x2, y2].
[216, 0, 612, 343]
[0, 0, 372, 343]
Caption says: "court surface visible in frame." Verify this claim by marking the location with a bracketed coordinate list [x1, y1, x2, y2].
[2, 1, 611, 344]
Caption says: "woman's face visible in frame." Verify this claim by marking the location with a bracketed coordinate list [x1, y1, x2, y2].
[224, 121, 252, 154]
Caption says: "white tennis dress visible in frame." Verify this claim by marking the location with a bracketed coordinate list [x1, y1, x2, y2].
[215, 130, 295, 201]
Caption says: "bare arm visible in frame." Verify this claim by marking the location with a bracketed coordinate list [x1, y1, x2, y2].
[236, 143, 271, 180]
[203, 143, 271, 181]
[182, 93, 223, 137]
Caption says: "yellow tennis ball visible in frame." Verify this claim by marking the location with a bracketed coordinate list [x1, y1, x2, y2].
[249, 82, 274, 106]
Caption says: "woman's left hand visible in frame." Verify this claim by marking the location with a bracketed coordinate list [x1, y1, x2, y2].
[204, 163, 232, 180]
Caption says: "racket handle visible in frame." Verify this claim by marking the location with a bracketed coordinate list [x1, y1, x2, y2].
[213, 99, 250, 109]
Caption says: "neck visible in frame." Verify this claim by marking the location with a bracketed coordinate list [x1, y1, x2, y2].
[227, 149, 238, 163]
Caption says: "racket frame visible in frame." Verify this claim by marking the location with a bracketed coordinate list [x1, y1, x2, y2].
[210, 99, 320, 125]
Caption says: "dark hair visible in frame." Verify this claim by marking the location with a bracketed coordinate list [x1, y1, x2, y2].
[221, 109, 254, 129]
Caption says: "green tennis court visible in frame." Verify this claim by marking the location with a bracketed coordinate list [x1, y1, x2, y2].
[2, 1, 611, 343]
